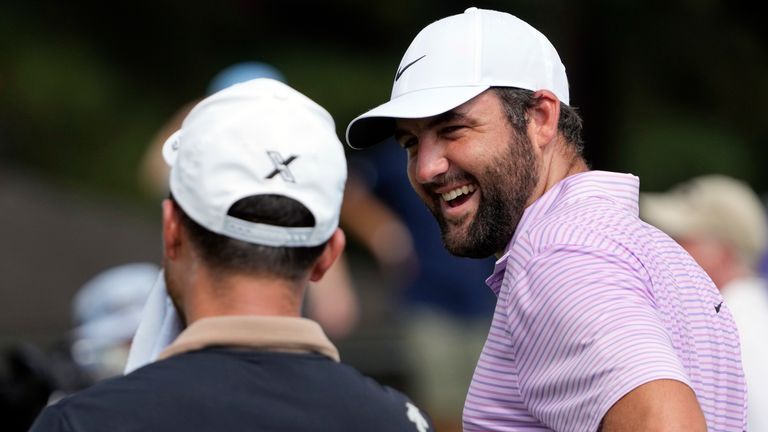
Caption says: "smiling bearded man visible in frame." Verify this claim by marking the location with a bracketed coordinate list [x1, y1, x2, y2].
[345, 7, 746, 432]
[402, 90, 539, 258]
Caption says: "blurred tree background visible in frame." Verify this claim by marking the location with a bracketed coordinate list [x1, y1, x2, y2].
[0, 1, 766, 427]
[2, 0, 765, 203]
[1, 0, 767, 373]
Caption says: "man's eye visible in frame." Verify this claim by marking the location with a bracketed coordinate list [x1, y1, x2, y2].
[441, 125, 465, 135]
[399, 137, 417, 149]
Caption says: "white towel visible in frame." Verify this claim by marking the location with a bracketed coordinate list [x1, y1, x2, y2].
[123, 270, 183, 374]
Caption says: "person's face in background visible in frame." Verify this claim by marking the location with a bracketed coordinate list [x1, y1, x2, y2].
[396, 91, 538, 258]
[675, 235, 732, 289]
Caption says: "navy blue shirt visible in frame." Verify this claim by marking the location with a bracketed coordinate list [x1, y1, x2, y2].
[29, 348, 433, 432]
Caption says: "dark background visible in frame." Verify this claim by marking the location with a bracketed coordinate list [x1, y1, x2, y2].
[1, 0, 766, 378]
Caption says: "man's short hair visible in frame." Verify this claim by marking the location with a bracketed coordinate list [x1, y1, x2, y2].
[171, 194, 327, 281]
[493, 87, 584, 155]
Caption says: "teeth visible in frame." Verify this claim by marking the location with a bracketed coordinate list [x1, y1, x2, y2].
[441, 184, 476, 202]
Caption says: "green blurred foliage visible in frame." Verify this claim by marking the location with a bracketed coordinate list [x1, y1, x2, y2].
[610, 0, 768, 190]
[0, 0, 766, 203]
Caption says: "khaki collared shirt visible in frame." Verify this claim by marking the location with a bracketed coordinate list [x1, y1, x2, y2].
[158, 315, 339, 362]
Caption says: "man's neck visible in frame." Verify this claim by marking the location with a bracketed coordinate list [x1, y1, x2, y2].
[181, 270, 306, 325]
[529, 140, 588, 207]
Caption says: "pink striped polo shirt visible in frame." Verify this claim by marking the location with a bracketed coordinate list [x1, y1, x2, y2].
[464, 171, 746, 431]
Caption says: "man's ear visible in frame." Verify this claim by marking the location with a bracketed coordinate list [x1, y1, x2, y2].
[162, 199, 183, 260]
[528, 90, 561, 150]
[309, 228, 346, 282]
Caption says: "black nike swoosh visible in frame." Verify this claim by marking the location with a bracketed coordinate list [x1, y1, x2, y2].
[715, 301, 723, 313]
[395, 55, 427, 81]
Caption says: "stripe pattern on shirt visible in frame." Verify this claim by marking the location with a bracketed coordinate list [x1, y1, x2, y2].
[464, 171, 746, 432]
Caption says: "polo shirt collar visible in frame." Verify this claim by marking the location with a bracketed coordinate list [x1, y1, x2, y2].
[486, 171, 639, 295]
[158, 315, 340, 362]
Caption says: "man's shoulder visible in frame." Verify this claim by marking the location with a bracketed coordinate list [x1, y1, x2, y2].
[31, 349, 433, 431]
[521, 202, 644, 256]
[28, 368, 161, 431]
[28, 353, 222, 431]
[314, 367, 434, 431]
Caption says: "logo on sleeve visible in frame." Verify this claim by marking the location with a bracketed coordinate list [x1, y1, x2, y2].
[405, 402, 429, 432]
[715, 301, 723, 313]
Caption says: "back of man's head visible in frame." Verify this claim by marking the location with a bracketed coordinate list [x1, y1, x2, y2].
[163, 79, 347, 280]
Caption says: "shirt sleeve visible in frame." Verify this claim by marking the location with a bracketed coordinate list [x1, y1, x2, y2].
[505, 244, 691, 432]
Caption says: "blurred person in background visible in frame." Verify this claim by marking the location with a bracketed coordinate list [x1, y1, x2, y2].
[343, 143, 494, 432]
[346, 7, 746, 431]
[30, 79, 433, 431]
[0, 262, 158, 431]
[138, 61, 286, 197]
[641, 174, 768, 432]
[138, 61, 358, 340]
[68, 262, 159, 384]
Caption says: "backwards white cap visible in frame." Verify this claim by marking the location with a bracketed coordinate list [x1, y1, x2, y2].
[163, 78, 347, 247]
[346, 7, 569, 149]
[126, 79, 346, 375]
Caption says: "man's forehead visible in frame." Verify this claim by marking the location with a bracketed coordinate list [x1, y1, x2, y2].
[395, 110, 467, 130]
[394, 90, 499, 133]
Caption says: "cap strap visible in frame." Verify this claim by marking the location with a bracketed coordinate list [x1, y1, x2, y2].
[221, 215, 322, 247]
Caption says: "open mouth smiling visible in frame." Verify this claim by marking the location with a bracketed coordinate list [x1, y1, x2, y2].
[441, 184, 477, 208]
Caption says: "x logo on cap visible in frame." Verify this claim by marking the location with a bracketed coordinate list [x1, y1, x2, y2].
[266, 151, 298, 182]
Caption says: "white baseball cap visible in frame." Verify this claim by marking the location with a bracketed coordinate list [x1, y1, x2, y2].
[163, 78, 347, 247]
[346, 7, 569, 149]
[641, 175, 768, 266]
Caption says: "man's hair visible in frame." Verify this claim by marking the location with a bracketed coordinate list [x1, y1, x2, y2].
[171, 194, 327, 281]
[492, 87, 584, 155]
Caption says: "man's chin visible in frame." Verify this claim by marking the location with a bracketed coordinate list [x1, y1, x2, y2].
[440, 226, 475, 257]
[435, 209, 486, 256]
[441, 219, 507, 258]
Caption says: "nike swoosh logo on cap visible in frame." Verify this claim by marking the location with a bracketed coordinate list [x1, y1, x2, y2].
[395, 55, 426, 81]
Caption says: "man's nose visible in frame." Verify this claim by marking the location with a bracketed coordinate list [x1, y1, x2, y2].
[411, 137, 449, 185]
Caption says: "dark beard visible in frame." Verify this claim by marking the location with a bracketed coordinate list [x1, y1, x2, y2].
[435, 132, 538, 258]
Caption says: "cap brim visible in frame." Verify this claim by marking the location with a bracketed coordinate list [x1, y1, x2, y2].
[346, 85, 489, 149]
[640, 192, 696, 238]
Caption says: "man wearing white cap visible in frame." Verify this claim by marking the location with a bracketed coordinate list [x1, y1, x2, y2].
[347, 7, 746, 432]
[29, 79, 433, 431]
[642, 175, 768, 432]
